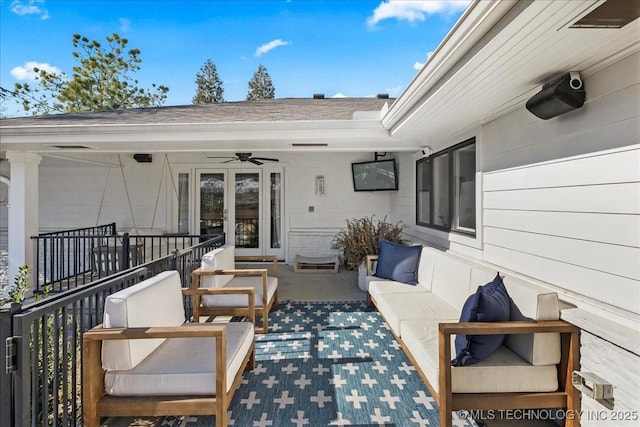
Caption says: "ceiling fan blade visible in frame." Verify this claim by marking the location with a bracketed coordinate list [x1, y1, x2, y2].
[252, 157, 279, 162]
[207, 156, 236, 159]
[222, 159, 237, 163]
[249, 158, 263, 165]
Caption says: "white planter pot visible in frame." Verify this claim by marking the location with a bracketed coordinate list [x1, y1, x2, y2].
[357, 263, 368, 292]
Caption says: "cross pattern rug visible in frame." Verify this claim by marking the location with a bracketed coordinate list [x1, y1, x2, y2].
[124, 301, 478, 427]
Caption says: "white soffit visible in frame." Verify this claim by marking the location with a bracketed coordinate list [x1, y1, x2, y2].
[386, 0, 640, 144]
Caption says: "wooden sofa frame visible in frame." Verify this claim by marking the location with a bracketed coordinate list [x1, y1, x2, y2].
[192, 254, 278, 334]
[366, 254, 581, 426]
[83, 287, 255, 427]
[436, 320, 581, 427]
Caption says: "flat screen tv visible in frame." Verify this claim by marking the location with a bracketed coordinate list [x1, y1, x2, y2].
[351, 159, 399, 191]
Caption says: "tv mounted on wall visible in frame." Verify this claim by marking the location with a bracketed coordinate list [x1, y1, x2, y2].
[351, 159, 399, 191]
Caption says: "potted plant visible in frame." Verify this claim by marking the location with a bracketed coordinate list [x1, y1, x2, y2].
[335, 216, 407, 290]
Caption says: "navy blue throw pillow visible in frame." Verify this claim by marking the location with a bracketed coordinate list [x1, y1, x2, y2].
[373, 239, 421, 285]
[452, 273, 510, 366]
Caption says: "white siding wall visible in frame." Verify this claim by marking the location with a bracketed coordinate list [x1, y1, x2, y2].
[285, 151, 397, 262]
[35, 152, 397, 263]
[481, 52, 640, 318]
[390, 53, 640, 419]
[482, 146, 640, 314]
[39, 155, 170, 231]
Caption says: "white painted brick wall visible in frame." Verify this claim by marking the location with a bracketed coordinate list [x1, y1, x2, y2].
[578, 331, 640, 426]
[287, 232, 342, 264]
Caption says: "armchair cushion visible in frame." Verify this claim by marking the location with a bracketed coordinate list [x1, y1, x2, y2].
[102, 270, 186, 371]
[104, 322, 254, 396]
[374, 239, 422, 285]
[202, 275, 278, 308]
[200, 246, 236, 288]
[453, 273, 510, 366]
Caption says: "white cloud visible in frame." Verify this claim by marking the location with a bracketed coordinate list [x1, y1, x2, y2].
[367, 0, 470, 28]
[119, 18, 131, 32]
[255, 39, 290, 57]
[414, 51, 434, 70]
[11, 61, 62, 81]
[11, 0, 49, 20]
[331, 93, 347, 98]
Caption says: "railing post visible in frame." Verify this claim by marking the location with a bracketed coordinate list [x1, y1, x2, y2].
[0, 302, 21, 427]
[122, 232, 130, 271]
[170, 249, 178, 271]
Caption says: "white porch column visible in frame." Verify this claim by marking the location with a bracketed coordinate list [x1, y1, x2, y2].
[6, 152, 41, 291]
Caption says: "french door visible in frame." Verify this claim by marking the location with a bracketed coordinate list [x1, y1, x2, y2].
[194, 167, 284, 258]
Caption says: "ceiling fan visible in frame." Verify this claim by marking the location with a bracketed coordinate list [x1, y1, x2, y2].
[207, 152, 279, 165]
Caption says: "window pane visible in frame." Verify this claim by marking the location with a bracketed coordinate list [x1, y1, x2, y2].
[453, 144, 476, 232]
[416, 159, 432, 225]
[178, 173, 189, 234]
[432, 153, 450, 227]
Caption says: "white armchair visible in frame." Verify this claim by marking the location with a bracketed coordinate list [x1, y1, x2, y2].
[82, 270, 255, 427]
[192, 245, 278, 333]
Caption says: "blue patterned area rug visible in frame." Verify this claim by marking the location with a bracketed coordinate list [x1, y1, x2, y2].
[121, 301, 477, 427]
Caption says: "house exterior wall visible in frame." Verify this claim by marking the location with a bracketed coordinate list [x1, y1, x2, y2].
[395, 52, 640, 423]
[35, 152, 394, 263]
[15, 50, 639, 423]
[286, 151, 395, 262]
[39, 157, 170, 232]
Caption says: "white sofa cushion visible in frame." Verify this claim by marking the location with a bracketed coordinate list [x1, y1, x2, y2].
[202, 275, 278, 308]
[104, 322, 254, 395]
[102, 270, 186, 371]
[368, 277, 429, 300]
[375, 292, 459, 336]
[430, 253, 473, 312]
[200, 246, 236, 288]
[502, 275, 561, 365]
[401, 319, 558, 394]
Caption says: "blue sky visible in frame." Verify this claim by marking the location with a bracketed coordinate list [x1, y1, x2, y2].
[0, 0, 470, 117]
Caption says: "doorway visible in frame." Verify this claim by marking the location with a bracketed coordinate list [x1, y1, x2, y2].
[195, 167, 284, 258]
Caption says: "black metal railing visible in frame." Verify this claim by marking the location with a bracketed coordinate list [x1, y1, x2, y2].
[33, 223, 116, 291]
[32, 223, 220, 292]
[0, 235, 224, 427]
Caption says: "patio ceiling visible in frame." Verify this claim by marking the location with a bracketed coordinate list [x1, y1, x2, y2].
[385, 0, 640, 148]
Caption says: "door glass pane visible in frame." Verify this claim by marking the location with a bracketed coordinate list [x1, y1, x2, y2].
[178, 173, 189, 234]
[270, 172, 281, 249]
[235, 173, 259, 248]
[200, 173, 224, 236]
[453, 144, 476, 232]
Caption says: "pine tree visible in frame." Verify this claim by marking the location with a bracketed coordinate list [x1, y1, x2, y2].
[193, 59, 224, 104]
[246, 64, 275, 101]
[10, 33, 168, 115]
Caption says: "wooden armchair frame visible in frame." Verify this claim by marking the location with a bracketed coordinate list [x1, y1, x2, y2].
[83, 287, 255, 427]
[192, 254, 278, 334]
[436, 320, 581, 427]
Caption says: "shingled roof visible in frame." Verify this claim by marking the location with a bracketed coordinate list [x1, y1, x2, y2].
[0, 97, 394, 127]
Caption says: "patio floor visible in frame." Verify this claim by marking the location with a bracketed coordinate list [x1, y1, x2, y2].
[101, 263, 557, 427]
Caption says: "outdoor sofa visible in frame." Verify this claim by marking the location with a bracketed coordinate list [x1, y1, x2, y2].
[366, 243, 580, 427]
